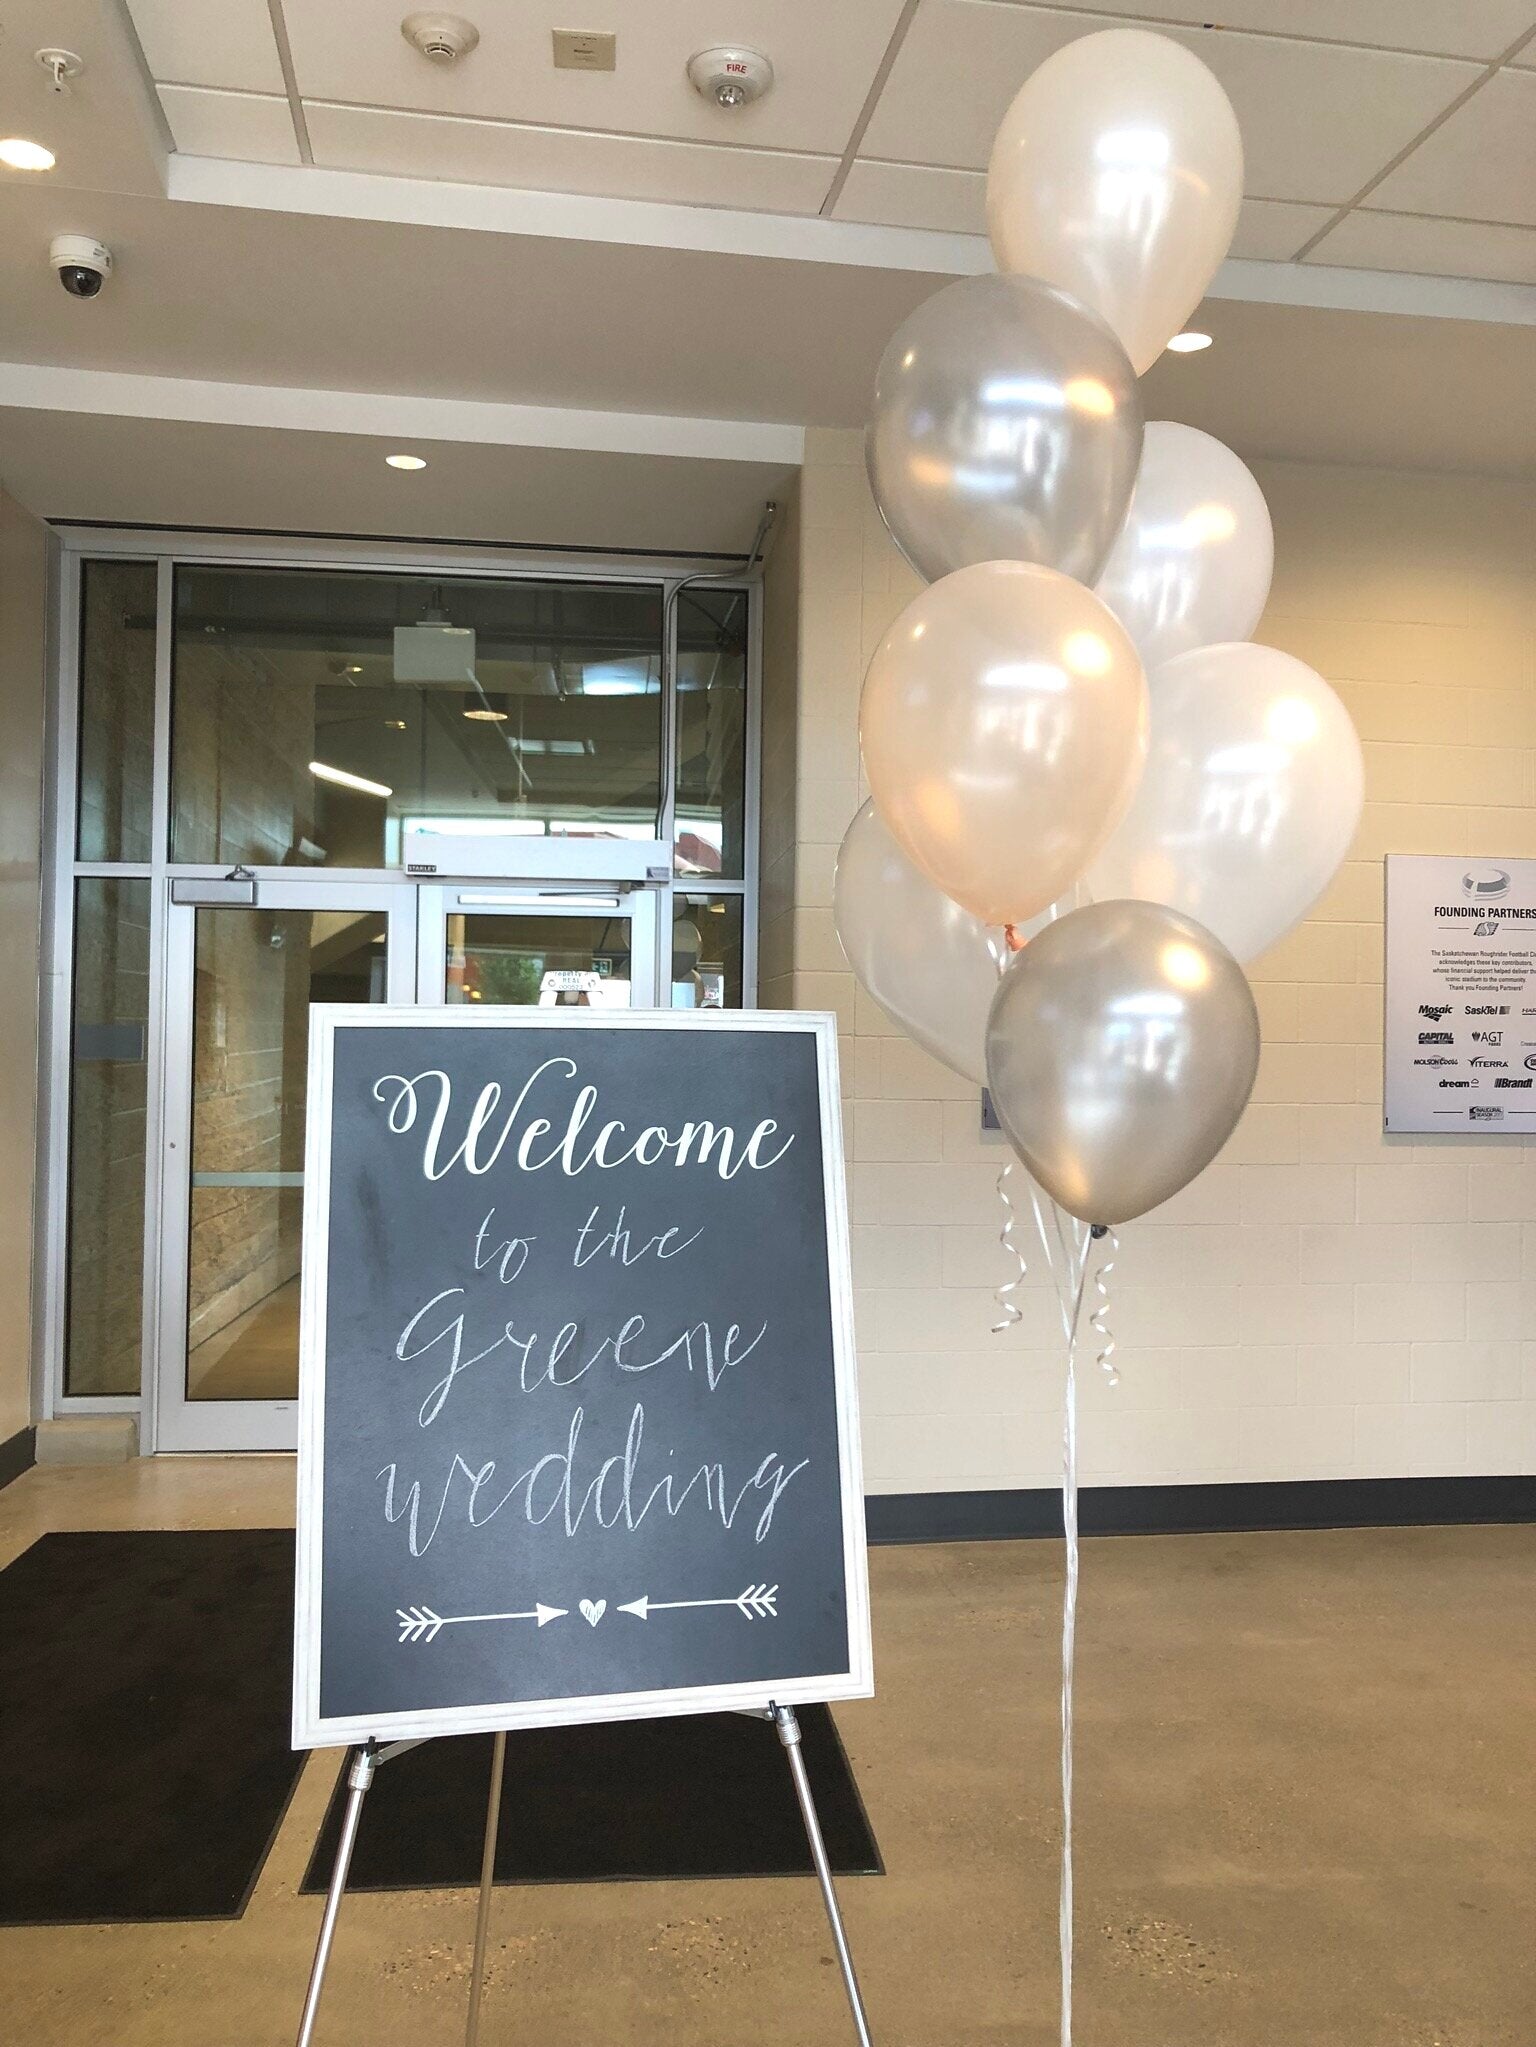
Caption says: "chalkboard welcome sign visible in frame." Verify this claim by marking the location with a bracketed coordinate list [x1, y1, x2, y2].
[293, 1008, 870, 1749]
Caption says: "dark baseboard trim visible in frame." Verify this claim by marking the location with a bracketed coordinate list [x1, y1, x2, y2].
[866, 1475, 1536, 1545]
[0, 1426, 36, 1494]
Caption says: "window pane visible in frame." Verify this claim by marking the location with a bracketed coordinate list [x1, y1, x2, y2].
[171, 567, 664, 867]
[675, 586, 747, 880]
[673, 894, 744, 1009]
[77, 560, 156, 862]
[446, 912, 637, 1008]
[65, 878, 151, 1394]
[186, 906, 389, 1402]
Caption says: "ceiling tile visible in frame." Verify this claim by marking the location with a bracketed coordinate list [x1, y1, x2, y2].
[1304, 208, 1536, 284]
[833, 168, 1332, 261]
[1227, 197, 1337, 260]
[861, 4, 1482, 203]
[833, 161, 986, 233]
[1364, 69, 1536, 226]
[983, 2, 1536, 63]
[125, 0, 286, 94]
[305, 102, 836, 213]
[280, 0, 909, 156]
[159, 87, 302, 166]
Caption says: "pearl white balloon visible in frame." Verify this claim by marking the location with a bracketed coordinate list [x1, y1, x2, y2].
[1094, 423, 1274, 670]
[861, 560, 1148, 929]
[834, 802, 1001, 1086]
[1088, 643, 1364, 963]
[987, 30, 1243, 376]
[866, 273, 1143, 587]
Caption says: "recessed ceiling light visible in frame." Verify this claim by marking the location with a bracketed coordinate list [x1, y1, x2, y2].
[0, 138, 56, 172]
[1165, 331, 1213, 354]
[385, 453, 427, 470]
[462, 704, 508, 722]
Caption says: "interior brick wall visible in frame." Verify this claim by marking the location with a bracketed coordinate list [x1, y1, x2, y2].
[770, 428, 1536, 1493]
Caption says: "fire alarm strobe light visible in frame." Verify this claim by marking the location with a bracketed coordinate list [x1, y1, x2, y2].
[401, 12, 480, 62]
[687, 47, 773, 109]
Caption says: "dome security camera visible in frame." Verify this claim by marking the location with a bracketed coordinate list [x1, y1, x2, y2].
[50, 233, 112, 298]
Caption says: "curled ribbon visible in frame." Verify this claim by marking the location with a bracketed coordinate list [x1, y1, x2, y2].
[1087, 1225, 1120, 1386]
[990, 1162, 1029, 1334]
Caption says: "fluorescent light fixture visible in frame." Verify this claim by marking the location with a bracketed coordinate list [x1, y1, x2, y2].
[0, 138, 55, 171]
[385, 453, 427, 470]
[580, 664, 655, 696]
[1165, 331, 1212, 354]
[309, 760, 393, 798]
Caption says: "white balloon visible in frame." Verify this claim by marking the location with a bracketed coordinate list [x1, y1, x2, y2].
[834, 802, 1000, 1086]
[1094, 423, 1274, 670]
[987, 30, 1243, 376]
[860, 560, 1148, 929]
[1088, 643, 1364, 963]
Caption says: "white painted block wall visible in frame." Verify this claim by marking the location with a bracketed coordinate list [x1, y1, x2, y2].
[763, 429, 1536, 1494]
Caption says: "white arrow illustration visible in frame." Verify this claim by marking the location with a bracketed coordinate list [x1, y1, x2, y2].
[618, 1583, 779, 1622]
[396, 1602, 567, 1643]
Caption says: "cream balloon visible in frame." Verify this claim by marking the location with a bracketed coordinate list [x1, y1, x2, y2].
[1094, 423, 1273, 669]
[833, 801, 1001, 1087]
[986, 899, 1259, 1226]
[986, 30, 1243, 375]
[860, 560, 1148, 928]
[866, 273, 1143, 587]
[1087, 642, 1363, 963]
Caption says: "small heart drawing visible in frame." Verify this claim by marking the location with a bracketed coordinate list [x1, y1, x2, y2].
[579, 1599, 606, 1628]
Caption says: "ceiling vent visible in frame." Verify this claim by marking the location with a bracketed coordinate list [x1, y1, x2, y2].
[401, 12, 480, 63]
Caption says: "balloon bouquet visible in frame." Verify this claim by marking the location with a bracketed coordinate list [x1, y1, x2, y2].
[834, 30, 1364, 2042]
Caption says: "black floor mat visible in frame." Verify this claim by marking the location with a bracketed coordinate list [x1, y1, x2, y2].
[0, 1529, 304, 1924]
[302, 1707, 882, 1891]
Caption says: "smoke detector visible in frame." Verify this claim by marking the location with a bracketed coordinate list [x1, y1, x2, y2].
[401, 12, 480, 63]
[687, 47, 773, 109]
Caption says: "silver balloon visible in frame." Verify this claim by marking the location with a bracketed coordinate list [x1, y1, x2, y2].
[985, 900, 1259, 1226]
[866, 273, 1143, 587]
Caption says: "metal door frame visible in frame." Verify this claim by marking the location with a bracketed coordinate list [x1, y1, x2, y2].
[38, 532, 759, 1447]
[148, 877, 417, 1454]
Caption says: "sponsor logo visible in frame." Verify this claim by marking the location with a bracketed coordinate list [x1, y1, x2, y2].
[1438, 1078, 1474, 1090]
[1495, 1076, 1533, 1090]
[1462, 864, 1512, 898]
[1465, 1004, 1509, 1016]
[1472, 1030, 1504, 1046]
[1418, 1031, 1454, 1045]
[1414, 1056, 1456, 1067]
[1524, 1055, 1536, 1071]
[1470, 1106, 1505, 1122]
[1419, 1003, 1453, 1022]
[1470, 1056, 1508, 1069]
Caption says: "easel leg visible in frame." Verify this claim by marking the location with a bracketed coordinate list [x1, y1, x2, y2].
[772, 1705, 875, 2047]
[296, 1742, 379, 2047]
[464, 1730, 508, 2047]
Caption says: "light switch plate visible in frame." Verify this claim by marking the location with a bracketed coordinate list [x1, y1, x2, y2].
[552, 29, 616, 70]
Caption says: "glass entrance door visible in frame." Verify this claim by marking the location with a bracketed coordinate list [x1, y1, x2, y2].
[152, 879, 415, 1452]
[415, 885, 661, 1007]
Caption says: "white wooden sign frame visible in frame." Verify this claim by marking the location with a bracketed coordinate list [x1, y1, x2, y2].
[292, 1006, 871, 1750]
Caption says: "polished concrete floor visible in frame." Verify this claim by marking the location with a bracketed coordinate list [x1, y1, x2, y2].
[1, 1458, 1530, 2046]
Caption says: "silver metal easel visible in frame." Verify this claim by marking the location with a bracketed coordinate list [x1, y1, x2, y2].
[294, 1705, 875, 2046]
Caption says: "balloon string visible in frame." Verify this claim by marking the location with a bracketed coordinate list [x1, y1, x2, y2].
[1088, 1228, 1120, 1386]
[1059, 1239, 1092, 2047]
[990, 1163, 1029, 1335]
